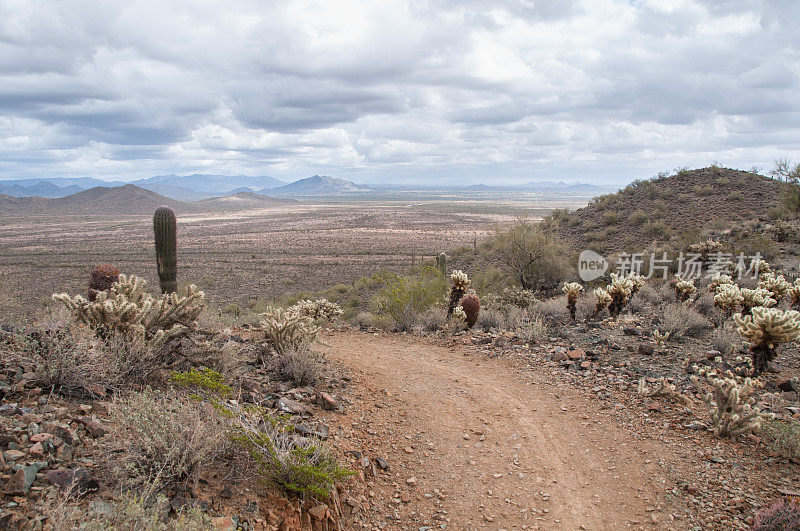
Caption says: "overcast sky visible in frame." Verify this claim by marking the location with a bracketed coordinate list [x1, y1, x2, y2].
[1, 0, 798, 186]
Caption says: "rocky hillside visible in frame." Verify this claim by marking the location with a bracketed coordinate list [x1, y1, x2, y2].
[546, 167, 781, 254]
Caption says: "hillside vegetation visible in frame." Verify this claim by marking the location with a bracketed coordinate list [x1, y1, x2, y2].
[543, 166, 780, 254]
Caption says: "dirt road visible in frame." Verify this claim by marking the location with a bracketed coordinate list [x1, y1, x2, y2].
[321, 331, 674, 529]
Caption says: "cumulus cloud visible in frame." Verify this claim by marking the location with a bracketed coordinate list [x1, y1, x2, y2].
[0, 0, 798, 185]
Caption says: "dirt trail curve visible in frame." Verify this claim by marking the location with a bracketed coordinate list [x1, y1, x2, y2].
[321, 330, 676, 530]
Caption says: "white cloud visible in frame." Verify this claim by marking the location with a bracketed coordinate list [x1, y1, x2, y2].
[0, 0, 798, 185]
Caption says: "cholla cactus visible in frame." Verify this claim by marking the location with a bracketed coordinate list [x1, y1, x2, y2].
[674, 276, 697, 302]
[653, 329, 670, 347]
[607, 273, 634, 318]
[690, 362, 770, 437]
[259, 307, 320, 356]
[53, 274, 204, 350]
[713, 284, 743, 319]
[585, 287, 612, 323]
[735, 307, 800, 375]
[447, 270, 471, 316]
[452, 305, 467, 322]
[689, 239, 724, 256]
[290, 299, 343, 322]
[788, 280, 800, 309]
[751, 258, 771, 278]
[708, 273, 734, 293]
[758, 272, 791, 302]
[637, 377, 678, 397]
[561, 282, 584, 321]
[739, 287, 777, 316]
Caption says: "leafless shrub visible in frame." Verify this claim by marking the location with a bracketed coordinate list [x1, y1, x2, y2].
[711, 327, 743, 356]
[476, 308, 503, 331]
[532, 298, 568, 323]
[273, 349, 320, 386]
[415, 306, 447, 333]
[656, 303, 713, 340]
[110, 388, 229, 488]
[512, 310, 549, 344]
[637, 283, 662, 306]
[351, 312, 374, 330]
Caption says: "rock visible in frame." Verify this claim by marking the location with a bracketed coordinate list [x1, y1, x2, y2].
[295, 422, 329, 439]
[706, 349, 723, 360]
[778, 379, 798, 393]
[375, 457, 391, 470]
[623, 327, 640, 336]
[781, 392, 799, 402]
[406, 476, 417, 487]
[579, 361, 592, 370]
[42, 422, 77, 445]
[276, 398, 308, 415]
[3, 462, 45, 495]
[638, 343, 655, 356]
[567, 349, 585, 361]
[3, 449, 25, 461]
[82, 420, 108, 438]
[45, 468, 99, 497]
[211, 516, 238, 530]
[552, 351, 568, 362]
[28, 442, 45, 457]
[315, 392, 339, 411]
[684, 421, 709, 431]
[308, 504, 328, 520]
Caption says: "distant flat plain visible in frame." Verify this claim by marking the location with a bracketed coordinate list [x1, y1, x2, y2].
[0, 191, 595, 317]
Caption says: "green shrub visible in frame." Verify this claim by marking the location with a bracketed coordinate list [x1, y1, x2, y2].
[603, 211, 620, 225]
[628, 210, 649, 224]
[171, 367, 232, 398]
[371, 266, 446, 331]
[231, 410, 351, 498]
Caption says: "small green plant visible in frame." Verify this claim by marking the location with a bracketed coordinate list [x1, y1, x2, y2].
[371, 266, 446, 331]
[231, 409, 351, 498]
[171, 367, 232, 398]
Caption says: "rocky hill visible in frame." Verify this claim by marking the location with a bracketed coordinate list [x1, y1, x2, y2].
[266, 175, 370, 196]
[546, 166, 781, 253]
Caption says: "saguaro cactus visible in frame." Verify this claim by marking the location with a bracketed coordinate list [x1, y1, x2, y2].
[436, 253, 447, 277]
[153, 206, 177, 294]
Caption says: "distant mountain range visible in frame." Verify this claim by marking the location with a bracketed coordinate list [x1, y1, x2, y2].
[0, 184, 297, 216]
[0, 173, 609, 202]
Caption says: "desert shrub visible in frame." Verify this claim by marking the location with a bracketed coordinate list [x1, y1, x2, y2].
[575, 294, 596, 321]
[532, 298, 568, 323]
[499, 286, 538, 308]
[656, 303, 712, 340]
[259, 307, 319, 357]
[416, 306, 447, 333]
[728, 190, 743, 201]
[711, 328, 742, 356]
[603, 211, 620, 225]
[53, 274, 205, 350]
[273, 349, 320, 386]
[476, 307, 502, 331]
[44, 481, 213, 530]
[5, 324, 161, 396]
[643, 221, 670, 238]
[351, 312, 374, 330]
[753, 497, 800, 531]
[692, 291, 715, 315]
[371, 267, 446, 332]
[761, 419, 800, 461]
[512, 310, 549, 344]
[692, 184, 715, 196]
[483, 220, 569, 291]
[628, 210, 649, 225]
[231, 409, 351, 498]
[111, 388, 228, 488]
